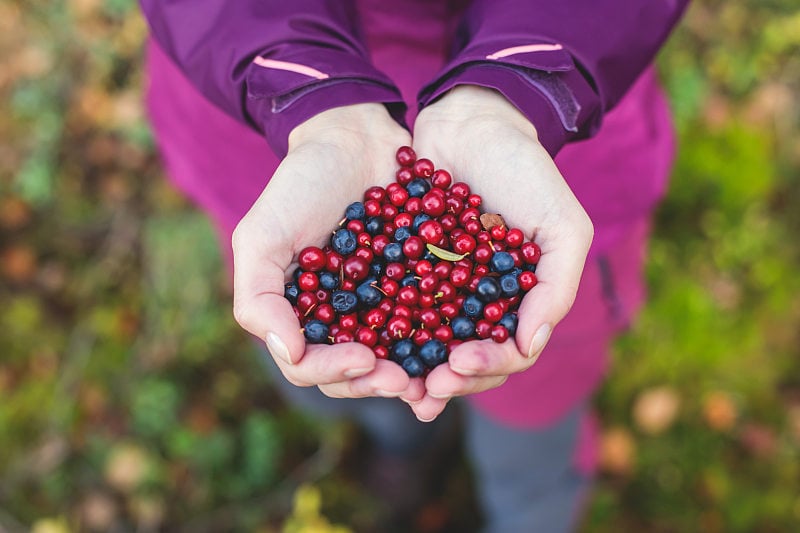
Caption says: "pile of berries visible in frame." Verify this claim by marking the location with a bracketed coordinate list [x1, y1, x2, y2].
[284, 146, 540, 377]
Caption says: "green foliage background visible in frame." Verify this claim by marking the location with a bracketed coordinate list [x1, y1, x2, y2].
[0, 1, 798, 531]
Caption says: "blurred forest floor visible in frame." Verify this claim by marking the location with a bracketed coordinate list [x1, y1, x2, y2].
[0, 1, 799, 532]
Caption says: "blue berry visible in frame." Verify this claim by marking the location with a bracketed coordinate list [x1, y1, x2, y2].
[284, 282, 299, 304]
[400, 274, 418, 287]
[318, 271, 339, 291]
[303, 320, 329, 344]
[390, 339, 417, 363]
[331, 290, 358, 313]
[394, 226, 412, 243]
[499, 273, 520, 297]
[451, 316, 476, 339]
[369, 261, 384, 278]
[498, 313, 518, 336]
[345, 201, 366, 221]
[526, 263, 537, 273]
[462, 295, 484, 318]
[356, 281, 382, 307]
[475, 277, 501, 302]
[331, 228, 357, 255]
[383, 242, 404, 263]
[401, 356, 425, 377]
[412, 214, 432, 232]
[490, 251, 515, 274]
[365, 216, 383, 236]
[419, 340, 447, 367]
[406, 178, 431, 198]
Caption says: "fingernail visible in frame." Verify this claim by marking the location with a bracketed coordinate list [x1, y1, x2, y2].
[527, 323, 552, 360]
[416, 415, 437, 423]
[344, 367, 372, 378]
[449, 366, 477, 376]
[375, 389, 402, 398]
[428, 393, 451, 400]
[266, 332, 292, 365]
[401, 397, 423, 405]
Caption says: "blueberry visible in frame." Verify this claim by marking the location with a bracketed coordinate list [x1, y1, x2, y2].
[292, 268, 304, 282]
[526, 263, 537, 273]
[369, 261, 384, 278]
[303, 320, 329, 344]
[284, 282, 299, 304]
[451, 316, 476, 339]
[390, 339, 417, 363]
[331, 228, 357, 255]
[490, 251, 515, 274]
[412, 214, 432, 232]
[475, 277, 501, 302]
[345, 201, 366, 221]
[406, 178, 431, 198]
[356, 281, 382, 307]
[365, 216, 383, 236]
[422, 250, 439, 264]
[419, 339, 447, 368]
[383, 242, 405, 263]
[498, 313, 518, 336]
[462, 295, 484, 318]
[331, 290, 358, 313]
[499, 273, 520, 297]
[400, 274, 418, 288]
[394, 226, 412, 243]
[318, 271, 339, 291]
[401, 356, 425, 377]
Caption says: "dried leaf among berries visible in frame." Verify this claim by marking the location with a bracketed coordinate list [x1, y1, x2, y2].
[480, 213, 506, 231]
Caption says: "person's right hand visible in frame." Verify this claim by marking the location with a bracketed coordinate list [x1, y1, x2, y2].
[232, 103, 420, 401]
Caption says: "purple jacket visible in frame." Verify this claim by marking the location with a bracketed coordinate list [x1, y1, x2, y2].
[141, 0, 687, 157]
[141, 0, 685, 428]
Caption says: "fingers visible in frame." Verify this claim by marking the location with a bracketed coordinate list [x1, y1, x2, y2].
[318, 359, 411, 399]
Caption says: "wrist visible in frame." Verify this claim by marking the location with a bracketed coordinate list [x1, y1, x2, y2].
[287, 103, 404, 152]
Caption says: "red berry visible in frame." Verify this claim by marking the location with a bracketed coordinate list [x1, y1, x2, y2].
[392, 304, 412, 319]
[374, 345, 389, 359]
[475, 319, 493, 339]
[419, 309, 441, 329]
[297, 272, 319, 292]
[364, 186, 386, 202]
[396, 145, 416, 167]
[394, 212, 414, 228]
[356, 326, 378, 347]
[521, 242, 542, 265]
[404, 196, 423, 215]
[355, 246, 374, 263]
[413, 328, 433, 345]
[474, 244, 493, 264]
[476, 231, 492, 244]
[334, 329, 355, 343]
[365, 199, 381, 217]
[418, 220, 444, 244]
[490, 225, 507, 241]
[474, 264, 490, 277]
[364, 308, 388, 328]
[298, 246, 326, 272]
[296, 291, 317, 314]
[396, 167, 414, 186]
[491, 325, 509, 343]
[372, 234, 390, 256]
[386, 315, 413, 339]
[435, 281, 457, 302]
[508, 248, 523, 267]
[431, 169, 452, 189]
[467, 194, 482, 208]
[421, 192, 446, 217]
[316, 289, 330, 303]
[397, 285, 419, 306]
[339, 313, 358, 331]
[518, 271, 538, 291]
[505, 228, 524, 248]
[463, 218, 482, 235]
[378, 298, 394, 315]
[346, 219, 365, 233]
[458, 207, 481, 226]
[381, 202, 399, 221]
[440, 213, 458, 233]
[439, 302, 460, 320]
[449, 265, 471, 287]
[314, 303, 335, 324]
[413, 158, 435, 178]
[343, 256, 370, 281]
[414, 260, 434, 277]
[402, 236, 425, 259]
[433, 325, 454, 343]
[418, 273, 438, 293]
[452, 233, 477, 255]
[357, 232, 372, 247]
[418, 293, 435, 308]
[450, 182, 471, 199]
[445, 196, 464, 215]
[380, 278, 399, 298]
[385, 262, 405, 280]
[483, 302, 504, 323]
[433, 261, 452, 279]
[341, 279, 356, 291]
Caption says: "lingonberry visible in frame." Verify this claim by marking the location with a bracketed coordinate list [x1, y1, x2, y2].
[296, 291, 318, 314]
[339, 313, 358, 331]
[413, 328, 433, 346]
[364, 185, 386, 202]
[439, 302, 460, 320]
[475, 319, 493, 339]
[452, 233, 477, 255]
[402, 236, 425, 259]
[298, 271, 319, 292]
[298, 246, 326, 272]
[354, 246, 374, 263]
[412, 158, 435, 178]
[467, 194, 482, 208]
[356, 326, 378, 347]
[396, 167, 414, 186]
[418, 308, 441, 329]
[404, 196, 423, 215]
[364, 308, 388, 328]
[518, 270, 538, 291]
[414, 260, 434, 277]
[343, 256, 370, 281]
[418, 220, 444, 244]
[490, 224, 507, 241]
[433, 261, 452, 279]
[418, 293, 436, 308]
[474, 244, 493, 264]
[431, 169, 452, 189]
[314, 303, 336, 324]
[380, 278, 399, 298]
[372, 234, 389, 256]
[381, 202, 399, 221]
[491, 324, 509, 343]
[521, 241, 542, 265]
[397, 285, 419, 307]
[374, 345, 389, 359]
[333, 329, 355, 343]
[346, 219, 365, 234]
[421, 192, 446, 217]
[364, 199, 381, 217]
[483, 301, 505, 323]
[433, 325, 454, 343]
[505, 228, 524, 248]
[386, 315, 413, 339]
[396, 145, 417, 167]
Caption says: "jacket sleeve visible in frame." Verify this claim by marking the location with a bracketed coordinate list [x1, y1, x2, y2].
[418, 0, 690, 156]
[140, 0, 406, 157]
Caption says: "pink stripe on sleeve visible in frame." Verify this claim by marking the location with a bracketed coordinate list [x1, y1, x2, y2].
[252, 57, 330, 80]
[486, 43, 563, 60]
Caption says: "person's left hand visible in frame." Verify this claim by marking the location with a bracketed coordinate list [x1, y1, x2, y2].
[404, 86, 594, 421]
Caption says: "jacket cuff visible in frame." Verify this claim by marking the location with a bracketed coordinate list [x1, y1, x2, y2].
[245, 48, 407, 157]
[418, 41, 601, 157]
